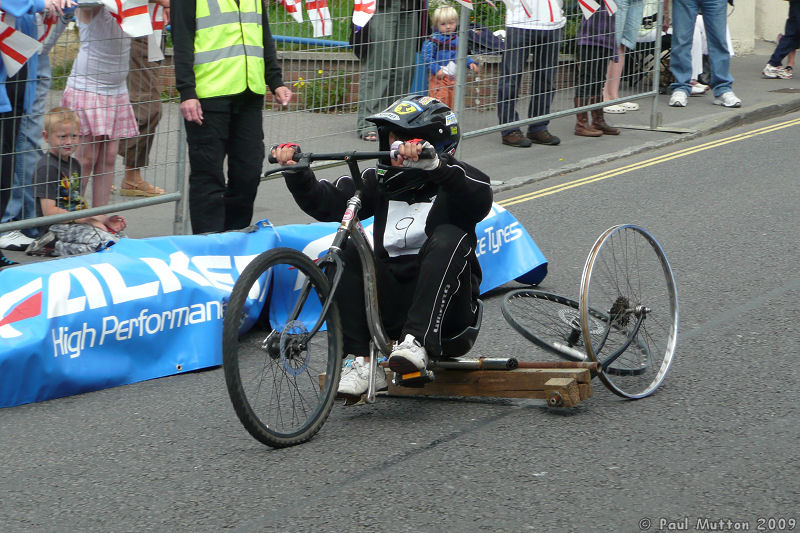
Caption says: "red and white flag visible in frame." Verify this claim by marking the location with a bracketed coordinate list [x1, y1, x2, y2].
[352, 0, 375, 30]
[602, 0, 617, 15]
[282, 0, 304, 24]
[578, 0, 601, 18]
[103, 0, 153, 37]
[454, 0, 473, 9]
[38, 15, 57, 44]
[305, 0, 332, 37]
[147, 3, 165, 61]
[0, 14, 42, 78]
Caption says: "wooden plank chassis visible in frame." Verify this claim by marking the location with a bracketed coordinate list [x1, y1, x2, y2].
[385, 367, 593, 408]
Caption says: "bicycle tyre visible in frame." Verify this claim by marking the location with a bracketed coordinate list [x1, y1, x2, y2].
[580, 225, 678, 399]
[502, 289, 594, 362]
[223, 247, 343, 448]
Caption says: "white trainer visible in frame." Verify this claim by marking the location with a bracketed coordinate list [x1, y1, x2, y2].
[762, 63, 792, 79]
[0, 230, 35, 251]
[337, 356, 388, 397]
[713, 91, 742, 108]
[669, 90, 688, 107]
[388, 334, 429, 374]
[690, 81, 709, 96]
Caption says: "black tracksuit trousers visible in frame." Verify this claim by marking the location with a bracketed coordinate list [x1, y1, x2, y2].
[335, 224, 478, 359]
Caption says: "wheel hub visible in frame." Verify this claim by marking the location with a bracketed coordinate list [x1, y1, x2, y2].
[609, 296, 630, 327]
[280, 320, 311, 376]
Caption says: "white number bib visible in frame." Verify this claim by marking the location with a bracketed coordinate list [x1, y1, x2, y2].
[383, 200, 434, 257]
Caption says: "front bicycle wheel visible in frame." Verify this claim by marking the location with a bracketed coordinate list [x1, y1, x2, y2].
[223, 247, 342, 448]
[580, 225, 678, 399]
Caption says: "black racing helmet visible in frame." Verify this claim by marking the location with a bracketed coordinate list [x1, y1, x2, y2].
[366, 95, 460, 157]
[365, 96, 460, 197]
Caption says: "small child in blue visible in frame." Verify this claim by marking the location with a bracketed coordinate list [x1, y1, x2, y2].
[422, 5, 479, 109]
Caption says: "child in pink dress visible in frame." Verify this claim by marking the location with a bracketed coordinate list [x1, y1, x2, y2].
[61, 5, 138, 207]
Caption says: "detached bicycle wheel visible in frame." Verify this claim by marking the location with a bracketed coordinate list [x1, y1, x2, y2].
[502, 290, 598, 362]
[580, 225, 678, 399]
[223, 248, 342, 448]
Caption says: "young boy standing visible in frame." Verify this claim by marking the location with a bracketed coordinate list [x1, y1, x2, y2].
[28, 107, 126, 256]
[422, 5, 479, 109]
[272, 96, 493, 398]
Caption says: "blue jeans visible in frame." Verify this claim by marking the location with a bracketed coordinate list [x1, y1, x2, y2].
[2, 54, 50, 236]
[669, 0, 733, 97]
[497, 27, 561, 136]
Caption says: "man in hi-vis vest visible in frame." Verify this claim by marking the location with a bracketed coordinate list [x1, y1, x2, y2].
[172, 0, 292, 234]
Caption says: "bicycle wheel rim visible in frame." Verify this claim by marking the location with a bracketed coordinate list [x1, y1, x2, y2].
[580, 225, 679, 399]
[223, 248, 342, 447]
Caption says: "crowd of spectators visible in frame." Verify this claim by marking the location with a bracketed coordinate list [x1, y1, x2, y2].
[0, 0, 794, 270]
[0, 0, 169, 267]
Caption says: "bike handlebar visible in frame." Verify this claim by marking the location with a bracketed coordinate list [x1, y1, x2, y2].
[267, 146, 436, 164]
[264, 146, 437, 188]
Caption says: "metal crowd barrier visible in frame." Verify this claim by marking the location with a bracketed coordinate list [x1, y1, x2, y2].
[0, 0, 664, 237]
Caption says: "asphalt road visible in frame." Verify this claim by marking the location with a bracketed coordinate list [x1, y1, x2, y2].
[1, 112, 799, 532]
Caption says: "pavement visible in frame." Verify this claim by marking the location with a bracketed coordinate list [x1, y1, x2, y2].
[4, 39, 799, 265]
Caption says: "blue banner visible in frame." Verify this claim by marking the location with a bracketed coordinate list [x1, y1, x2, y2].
[0, 205, 546, 408]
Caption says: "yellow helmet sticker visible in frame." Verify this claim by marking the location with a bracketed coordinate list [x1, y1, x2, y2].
[394, 101, 421, 114]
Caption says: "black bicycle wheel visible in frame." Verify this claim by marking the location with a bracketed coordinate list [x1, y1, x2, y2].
[501, 289, 602, 362]
[223, 247, 342, 448]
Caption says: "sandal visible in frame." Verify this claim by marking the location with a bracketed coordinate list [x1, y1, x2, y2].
[360, 130, 378, 142]
[621, 102, 640, 111]
[120, 180, 165, 197]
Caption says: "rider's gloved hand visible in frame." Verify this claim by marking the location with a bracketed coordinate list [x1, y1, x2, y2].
[271, 142, 301, 165]
[392, 139, 440, 171]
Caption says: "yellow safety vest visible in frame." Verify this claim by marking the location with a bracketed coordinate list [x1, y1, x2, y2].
[193, 0, 266, 98]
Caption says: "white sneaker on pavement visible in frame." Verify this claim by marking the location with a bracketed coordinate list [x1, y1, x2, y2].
[713, 91, 742, 108]
[337, 356, 388, 397]
[762, 63, 792, 79]
[669, 90, 688, 107]
[0, 230, 35, 251]
[388, 334, 429, 374]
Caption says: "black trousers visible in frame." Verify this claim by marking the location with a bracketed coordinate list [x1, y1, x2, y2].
[0, 65, 27, 217]
[184, 92, 264, 234]
[335, 224, 478, 358]
[575, 45, 613, 99]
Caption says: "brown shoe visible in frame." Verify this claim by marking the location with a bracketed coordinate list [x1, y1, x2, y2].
[527, 130, 561, 145]
[590, 109, 621, 135]
[575, 112, 603, 137]
[502, 131, 532, 147]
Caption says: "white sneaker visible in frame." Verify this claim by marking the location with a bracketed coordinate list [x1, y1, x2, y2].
[0, 230, 35, 251]
[337, 356, 388, 397]
[669, 90, 688, 107]
[762, 63, 792, 79]
[388, 334, 429, 374]
[690, 81, 709, 96]
[713, 91, 742, 108]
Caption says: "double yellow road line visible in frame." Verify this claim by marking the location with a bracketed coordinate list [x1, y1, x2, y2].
[498, 116, 800, 208]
